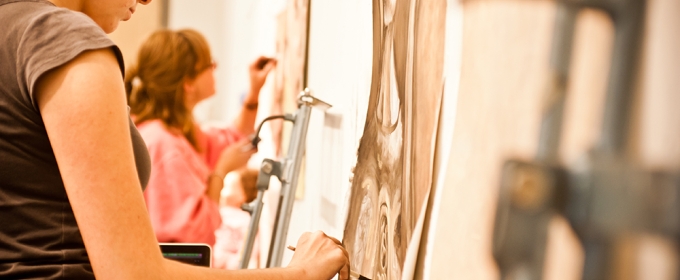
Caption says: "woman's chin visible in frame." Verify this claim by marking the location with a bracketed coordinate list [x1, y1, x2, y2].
[102, 22, 120, 34]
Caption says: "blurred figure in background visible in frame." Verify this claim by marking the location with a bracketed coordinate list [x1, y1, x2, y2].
[214, 168, 260, 269]
[125, 28, 277, 247]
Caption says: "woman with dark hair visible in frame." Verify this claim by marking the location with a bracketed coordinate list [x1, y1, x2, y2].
[0, 0, 349, 279]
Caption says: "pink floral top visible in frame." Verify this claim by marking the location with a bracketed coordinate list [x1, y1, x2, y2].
[137, 120, 245, 246]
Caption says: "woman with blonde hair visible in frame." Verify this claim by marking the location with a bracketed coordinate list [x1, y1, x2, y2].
[0, 0, 348, 278]
[125, 29, 270, 247]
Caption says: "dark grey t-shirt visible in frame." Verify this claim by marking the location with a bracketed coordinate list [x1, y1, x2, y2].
[0, 0, 151, 278]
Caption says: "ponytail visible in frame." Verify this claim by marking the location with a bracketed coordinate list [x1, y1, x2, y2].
[124, 66, 138, 99]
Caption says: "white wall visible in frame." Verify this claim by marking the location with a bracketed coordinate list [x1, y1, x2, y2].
[281, 0, 375, 266]
[168, 0, 284, 125]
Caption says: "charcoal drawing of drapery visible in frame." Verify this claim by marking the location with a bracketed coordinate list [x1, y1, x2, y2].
[342, 0, 446, 279]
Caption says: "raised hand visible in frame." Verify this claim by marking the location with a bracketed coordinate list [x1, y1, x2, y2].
[248, 56, 277, 96]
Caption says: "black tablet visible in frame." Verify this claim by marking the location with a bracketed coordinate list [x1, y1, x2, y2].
[160, 243, 212, 267]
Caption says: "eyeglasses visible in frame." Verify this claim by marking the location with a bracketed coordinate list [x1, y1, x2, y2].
[198, 60, 217, 73]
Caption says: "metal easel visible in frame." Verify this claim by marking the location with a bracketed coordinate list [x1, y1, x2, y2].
[239, 88, 331, 269]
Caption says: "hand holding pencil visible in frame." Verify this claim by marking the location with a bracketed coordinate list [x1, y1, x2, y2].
[286, 231, 351, 280]
[287, 245, 371, 280]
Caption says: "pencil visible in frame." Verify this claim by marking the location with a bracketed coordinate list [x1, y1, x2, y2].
[286, 245, 372, 280]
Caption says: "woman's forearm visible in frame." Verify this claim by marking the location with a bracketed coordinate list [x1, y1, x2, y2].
[232, 89, 259, 136]
[205, 173, 223, 203]
[234, 56, 276, 136]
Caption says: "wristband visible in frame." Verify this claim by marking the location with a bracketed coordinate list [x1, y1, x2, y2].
[245, 102, 259, 110]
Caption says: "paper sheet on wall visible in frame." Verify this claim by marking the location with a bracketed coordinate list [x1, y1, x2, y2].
[341, 0, 447, 279]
